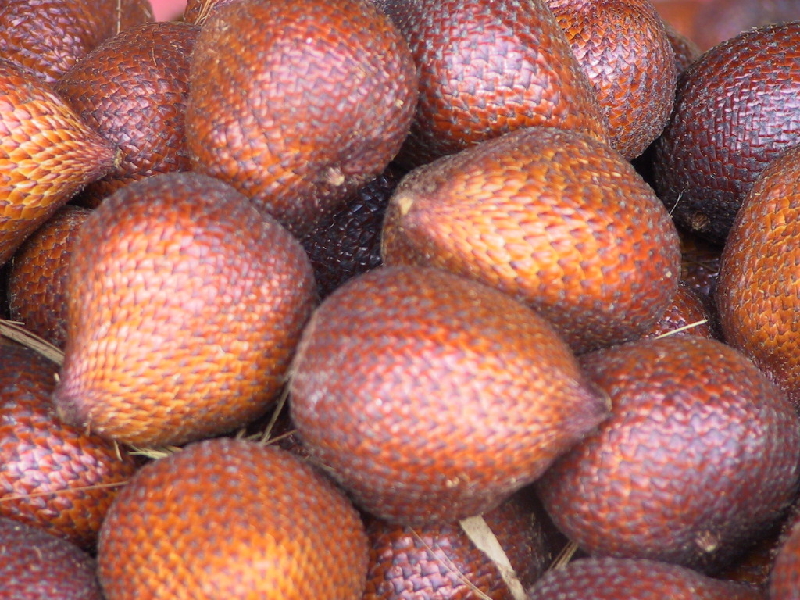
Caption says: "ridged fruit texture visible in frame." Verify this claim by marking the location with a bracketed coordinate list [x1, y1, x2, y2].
[382, 0, 608, 166]
[290, 265, 609, 525]
[98, 438, 368, 600]
[185, 0, 418, 237]
[0, 345, 137, 549]
[653, 22, 800, 245]
[381, 126, 680, 354]
[51, 172, 316, 447]
[0, 58, 114, 266]
[537, 335, 800, 572]
[8, 205, 91, 349]
[546, 0, 677, 159]
[717, 144, 800, 406]
[640, 282, 714, 340]
[0, 517, 103, 600]
[56, 21, 199, 207]
[527, 557, 763, 599]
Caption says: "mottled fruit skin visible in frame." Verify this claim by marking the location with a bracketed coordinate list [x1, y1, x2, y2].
[717, 144, 800, 406]
[0, 0, 152, 83]
[8, 205, 91, 349]
[290, 266, 609, 525]
[770, 507, 800, 600]
[546, 0, 677, 159]
[382, 0, 608, 167]
[537, 335, 800, 572]
[56, 22, 199, 207]
[52, 173, 316, 447]
[98, 438, 368, 600]
[640, 281, 714, 340]
[186, 0, 418, 237]
[0, 345, 137, 549]
[653, 22, 800, 245]
[0, 58, 115, 266]
[382, 126, 681, 354]
[0, 517, 103, 600]
[363, 492, 549, 600]
[527, 557, 763, 599]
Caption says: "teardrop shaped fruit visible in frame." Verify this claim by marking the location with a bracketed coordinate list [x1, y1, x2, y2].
[381, 126, 680, 354]
[653, 22, 800, 245]
[640, 282, 714, 340]
[0, 517, 103, 600]
[381, 0, 608, 167]
[546, 0, 677, 159]
[185, 0, 418, 237]
[716, 144, 800, 406]
[290, 265, 609, 525]
[536, 335, 800, 572]
[0, 58, 115, 266]
[56, 21, 199, 207]
[98, 438, 368, 600]
[0, 344, 137, 549]
[52, 172, 316, 447]
[527, 557, 762, 599]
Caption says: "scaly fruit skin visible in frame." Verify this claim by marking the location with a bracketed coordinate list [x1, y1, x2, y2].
[717, 144, 800, 406]
[52, 172, 316, 447]
[98, 438, 368, 600]
[56, 22, 200, 207]
[0, 345, 137, 549]
[537, 335, 800, 573]
[546, 0, 677, 159]
[382, 126, 680, 354]
[653, 22, 800, 245]
[0, 517, 103, 600]
[382, 0, 608, 167]
[185, 0, 418, 237]
[0, 58, 115, 266]
[527, 557, 763, 599]
[290, 265, 609, 525]
[770, 509, 800, 600]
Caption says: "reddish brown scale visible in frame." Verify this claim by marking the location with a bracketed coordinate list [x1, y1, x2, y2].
[51, 173, 316, 447]
[653, 22, 800, 245]
[545, 0, 677, 159]
[663, 19, 702, 74]
[56, 22, 199, 208]
[8, 205, 91, 349]
[717, 144, 800, 406]
[537, 335, 800, 572]
[300, 165, 403, 299]
[0, 345, 137, 549]
[290, 266, 609, 525]
[183, 0, 239, 25]
[185, 0, 418, 237]
[381, 127, 680, 354]
[527, 557, 763, 599]
[640, 281, 715, 340]
[679, 229, 722, 310]
[0, 0, 152, 83]
[98, 438, 368, 600]
[381, 0, 608, 168]
[0, 517, 103, 600]
[769, 503, 800, 600]
[0, 59, 115, 266]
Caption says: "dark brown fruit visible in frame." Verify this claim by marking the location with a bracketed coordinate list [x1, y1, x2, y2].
[0, 517, 103, 600]
[185, 0, 418, 237]
[640, 281, 714, 339]
[0, 58, 115, 266]
[663, 19, 702, 74]
[382, 0, 608, 167]
[56, 22, 199, 208]
[527, 557, 763, 599]
[0, 344, 137, 549]
[98, 438, 368, 600]
[51, 173, 316, 447]
[653, 22, 800, 245]
[546, 0, 677, 159]
[716, 144, 800, 405]
[290, 265, 609, 525]
[679, 229, 722, 313]
[8, 205, 91, 349]
[363, 491, 550, 600]
[381, 126, 680, 354]
[536, 335, 800, 572]
[0, 0, 152, 83]
[770, 504, 800, 600]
